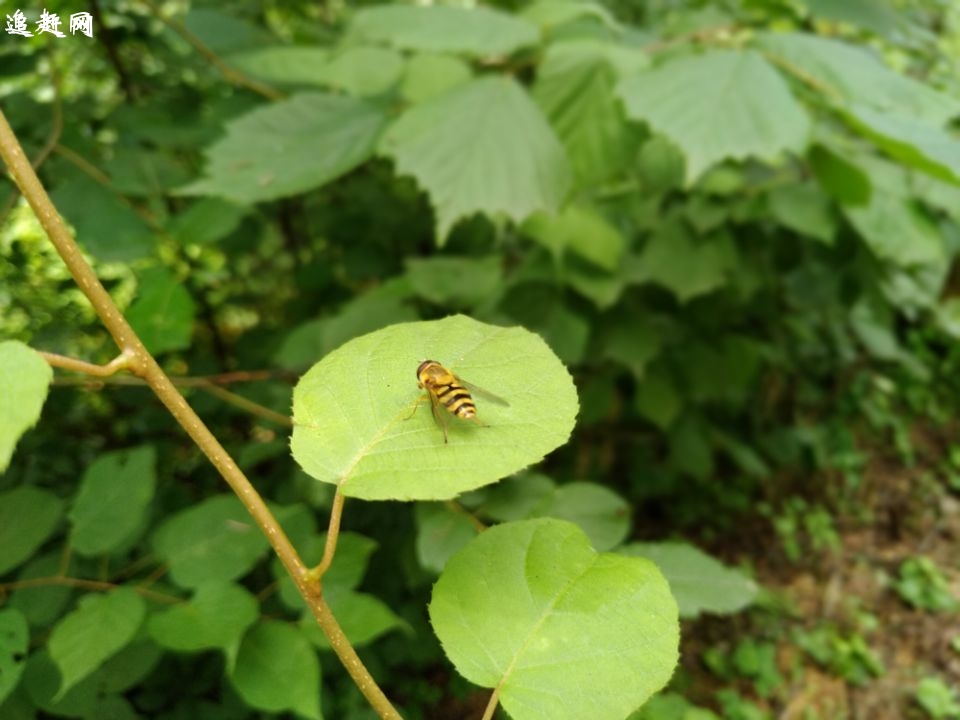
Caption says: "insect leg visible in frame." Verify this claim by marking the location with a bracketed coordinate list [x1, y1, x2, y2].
[429, 393, 449, 444]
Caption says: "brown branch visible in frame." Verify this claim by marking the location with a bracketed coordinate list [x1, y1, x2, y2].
[0, 575, 181, 605]
[0, 110, 400, 720]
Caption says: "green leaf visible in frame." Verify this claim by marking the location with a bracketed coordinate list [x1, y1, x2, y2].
[802, 0, 906, 38]
[400, 53, 473, 103]
[808, 142, 871, 205]
[535, 482, 630, 551]
[183, 93, 388, 203]
[430, 518, 679, 720]
[152, 494, 269, 589]
[229, 620, 321, 720]
[167, 198, 246, 246]
[523, 204, 626, 271]
[767, 182, 836, 244]
[0, 341, 52, 473]
[621, 543, 758, 618]
[842, 104, 960, 185]
[534, 40, 644, 185]
[0, 486, 63, 576]
[521, 0, 621, 33]
[225, 46, 331, 86]
[601, 314, 662, 378]
[473, 473, 557, 522]
[127, 268, 196, 355]
[632, 220, 737, 302]
[379, 77, 572, 241]
[50, 179, 154, 262]
[274, 278, 417, 370]
[415, 503, 480, 573]
[315, 46, 405, 96]
[618, 50, 810, 183]
[48, 588, 146, 699]
[756, 32, 960, 125]
[635, 365, 683, 430]
[350, 5, 539, 57]
[843, 189, 944, 266]
[148, 582, 258, 652]
[0, 609, 28, 705]
[405, 255, 503, 308]
[68, 446, 156, 556]
[291, 316, 577, 501]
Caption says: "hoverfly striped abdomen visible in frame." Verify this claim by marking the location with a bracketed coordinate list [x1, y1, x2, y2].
[414, 359, 507, 443]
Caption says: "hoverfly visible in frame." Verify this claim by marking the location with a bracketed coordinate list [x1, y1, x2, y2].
[411, 360, 508, 443]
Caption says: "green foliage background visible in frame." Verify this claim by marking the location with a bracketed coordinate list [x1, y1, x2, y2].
[2, 0, 960, 718]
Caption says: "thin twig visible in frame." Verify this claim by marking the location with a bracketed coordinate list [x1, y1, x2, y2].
[310, 489, 346, 580]
[0, 575, 181, 605]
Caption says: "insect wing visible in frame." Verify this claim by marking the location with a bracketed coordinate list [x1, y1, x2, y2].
[459, 377, 509, 407]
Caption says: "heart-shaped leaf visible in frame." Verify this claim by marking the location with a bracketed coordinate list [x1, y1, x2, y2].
[291, 316, 578, 500]
[430, 518, 679, 720]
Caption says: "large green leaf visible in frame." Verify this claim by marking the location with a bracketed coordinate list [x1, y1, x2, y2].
[379, 77, 572, 241]
[756, 33, 960, 125]
[430, 519, 679, 720]
[68, 446, 156, 556]
[48, 588, 146, 699]
[291, 316, 578, 501]
[152, 495, 269, 588]
[0, 341, 52, 473]
[126, 268, 196, 355]
[229, 620, 321, 720]
[147, 582, 258, 652]
[0, 609, 28, 705]
[841, 104, 960, 185]
[618, 49, 810, 183]
[0, 487, 63, 576]
[350, 5, 539, 57]
[225, 47, 331, 86]
[621, 542, 758, 618]
[183, 93, 388, 203]
[843, 189, 944, 266]
[534, 40, 644, 185]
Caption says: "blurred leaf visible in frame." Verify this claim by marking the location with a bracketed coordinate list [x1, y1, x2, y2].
[523, 204, 626, 271]
[400, 53, 473, 103]
[430, 518, 679, 720]
[406, 256, 503, 308]
[521, 0, 621, 32]
[229, 620, 320, 720]
[621, 542, 758, 618]
[183, 9, 272, 55]
[669, 415, 714, 480]
[535, 482, 631, 551]
[802, 0, 905, 37]
[127, 267, 196, 355]
[0, 341, 52, 473]
[0, 609, 28, 705]
[274, 279, 417, 369]
[68, 446, 156, 556]
[152, 494, 269, 589]
[50, 178, 154, 262]
[148, 582, 258, 652]
[601, 315, 662, 378]
[350, 5, 539, 57]
[0, 486, 63, 576]
[225, 46, 331, 86]
[842, 104, 960, 185]
[844, 189, 944, 266]
[415, 503, 479, 573]
[315, 46, 405, 96]
[380, 77, 572, 241]
[104, 149, 191, 197]
[291, 316, 578, 500]
[167, 198, 246, 246]
[635, 365, 683, 430]
[619, 50, 810, 183]
[184, 93, 387, 203]
[757, 33, 960, 125]
[8, 553, 73, 628]
[633, 220, 736, 302]
[767, 183, 836, 244]
[472, 473, 556, 522]
[534, 40, 643, 185]
[808, 143, 871, 205]
[48, 588, 146, 699]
